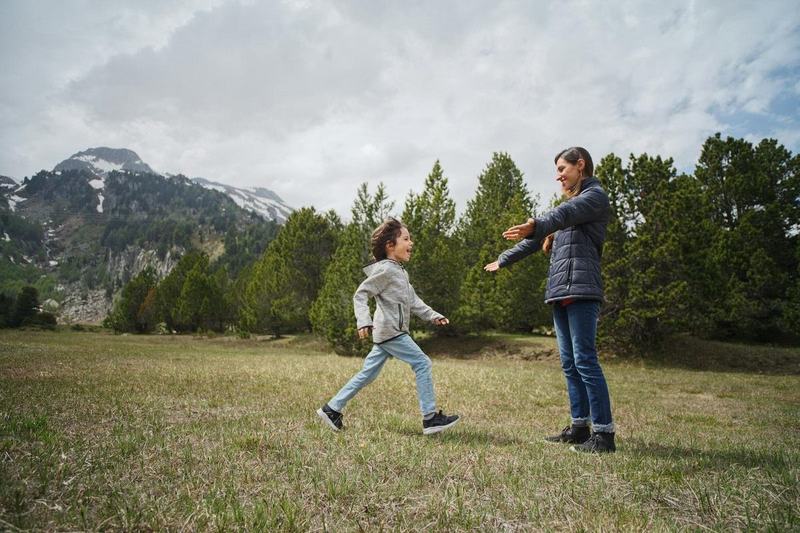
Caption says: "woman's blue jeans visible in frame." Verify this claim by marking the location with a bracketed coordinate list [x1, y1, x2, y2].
[552, 300, 615, 433]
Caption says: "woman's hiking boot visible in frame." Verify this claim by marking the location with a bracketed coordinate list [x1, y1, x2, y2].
[544, 425, 590, 444]
[570, 431, 616, 453]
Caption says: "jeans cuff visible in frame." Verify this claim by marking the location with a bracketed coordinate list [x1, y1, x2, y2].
[571, 417, 590, 427]
[592, 421, 615, 433]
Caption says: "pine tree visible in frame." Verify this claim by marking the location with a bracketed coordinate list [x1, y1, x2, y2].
[309, 224, 371, 355]
[138, 287, 159, 333]
[597, 153, 719, 349]
[595, 154, 633, 348]
[156, 250, 207, 331]
[0, 293, 14, 328]
[240, 207, 338, 336]
[211, 266, 234, 331]
[310, 183, 394, 355]
[105, 268, 158, 333]
[174, 258, 218, 332]
[402, 161, 463, 331]
[695, 134, 800, 341]
[12, 286, 39, 327]
[455, 153, 550, 332]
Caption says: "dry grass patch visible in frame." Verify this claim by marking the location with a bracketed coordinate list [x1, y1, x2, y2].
[1, 330, 798, 531]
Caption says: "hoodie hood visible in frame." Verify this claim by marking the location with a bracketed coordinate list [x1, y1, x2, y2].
[363, 259, 403, 276]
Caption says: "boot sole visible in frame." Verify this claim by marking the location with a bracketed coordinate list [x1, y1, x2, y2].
[569, 445, 615, 453]
[544, 436, 590, 445]
[423, 417, 459, 435]
[316, 408, 341, 432]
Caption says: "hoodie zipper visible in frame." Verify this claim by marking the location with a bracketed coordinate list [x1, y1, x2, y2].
[398, 304, 404, 330]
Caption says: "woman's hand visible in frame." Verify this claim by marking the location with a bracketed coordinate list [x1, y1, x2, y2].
[484, 261, 500, 272]
[542, 234, 555, 255]
[357, 326, 372, 339]
[502, 219, 535, 240]
[433, 317, 449, 326]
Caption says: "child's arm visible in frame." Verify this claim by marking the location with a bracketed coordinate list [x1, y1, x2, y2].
[410, 285, 446, 324]
[352, 267, 392, 330]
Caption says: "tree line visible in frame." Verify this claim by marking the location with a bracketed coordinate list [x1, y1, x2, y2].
[0, 286, 57, 329]
[104, 133, 800, 354]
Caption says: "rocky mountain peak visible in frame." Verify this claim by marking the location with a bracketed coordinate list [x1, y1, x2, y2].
[47, 147, 292, 223]
[54, 147, 155, 176]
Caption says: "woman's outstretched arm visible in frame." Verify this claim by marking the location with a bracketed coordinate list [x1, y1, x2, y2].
[485, 236, 543, 271]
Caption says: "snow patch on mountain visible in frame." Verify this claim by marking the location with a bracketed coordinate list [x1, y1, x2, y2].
[0, 176, 16, 189]
[8, 195, 25, 211]
[87, 178, 106, 213]
[193, 177, 293, 223]
[77, 154, 124, 173]
[55, 147, 155, 177]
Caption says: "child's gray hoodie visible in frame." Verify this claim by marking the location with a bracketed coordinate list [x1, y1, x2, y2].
[353, 259, 444, 344]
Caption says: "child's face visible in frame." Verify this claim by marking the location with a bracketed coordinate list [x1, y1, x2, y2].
[386, 227, 413, 263]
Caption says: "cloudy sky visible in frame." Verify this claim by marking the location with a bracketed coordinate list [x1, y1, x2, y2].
[1, 0, 799, 216]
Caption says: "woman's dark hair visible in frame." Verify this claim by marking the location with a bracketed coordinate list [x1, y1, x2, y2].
[554, 146, 594, 177]
[371, 218, 405, 260]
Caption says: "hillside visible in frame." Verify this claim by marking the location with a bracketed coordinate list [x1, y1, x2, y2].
[0, 148, 285, 322]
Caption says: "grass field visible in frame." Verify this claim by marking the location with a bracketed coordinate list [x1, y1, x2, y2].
[1, 330, 799, 531]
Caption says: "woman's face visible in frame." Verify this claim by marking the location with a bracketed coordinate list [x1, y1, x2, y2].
[555, 157, 585, 197]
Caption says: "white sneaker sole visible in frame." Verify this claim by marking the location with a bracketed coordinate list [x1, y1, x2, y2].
[316, 408, 340, 432]
[423, 417, 460, 435]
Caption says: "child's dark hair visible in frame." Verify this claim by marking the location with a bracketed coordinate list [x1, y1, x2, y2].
[554, 146, 594, 177]
[371, 218, 405, 260]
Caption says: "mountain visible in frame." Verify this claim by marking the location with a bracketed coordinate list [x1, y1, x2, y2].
[0, 175, 25, 211]
[0, 150, 285, 323]
[193, 177, 292, 223]
[52, 147, 293, 223]
[54, 147, 155, 176]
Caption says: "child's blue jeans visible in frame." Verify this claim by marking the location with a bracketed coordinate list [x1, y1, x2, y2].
[328, 334, 436, 416]
[552, 299, 615, 433]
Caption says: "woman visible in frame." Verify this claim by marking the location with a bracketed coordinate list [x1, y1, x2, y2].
[485, 146, 616, 453]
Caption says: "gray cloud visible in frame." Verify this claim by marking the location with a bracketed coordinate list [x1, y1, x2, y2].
[1, 0, 798, 216]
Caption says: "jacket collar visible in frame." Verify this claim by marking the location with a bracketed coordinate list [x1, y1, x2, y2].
[579, 176, 600, 194]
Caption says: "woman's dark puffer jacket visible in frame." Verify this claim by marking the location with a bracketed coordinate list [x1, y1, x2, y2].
[497, 176, 610, 303]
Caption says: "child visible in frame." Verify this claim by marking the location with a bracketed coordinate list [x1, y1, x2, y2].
[316, 218, 460, 435]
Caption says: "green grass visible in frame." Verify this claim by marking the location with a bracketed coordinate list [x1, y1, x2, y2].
[1, 330, 798, 531]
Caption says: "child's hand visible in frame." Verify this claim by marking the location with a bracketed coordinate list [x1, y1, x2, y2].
[484, 261, 500, 272]
[357, 326, 372, 339]
[433, 317, 449, 327]
[542, 234, 555, 255]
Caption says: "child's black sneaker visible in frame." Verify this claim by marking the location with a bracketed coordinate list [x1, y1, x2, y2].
[544, 425, 590, 444]
[422, 410, 460, 435]
[570, 431, 615, 453]
[316, 404, 343, 432]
